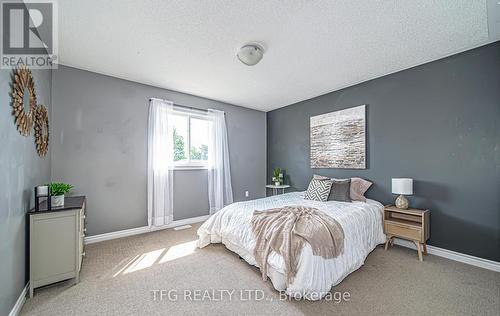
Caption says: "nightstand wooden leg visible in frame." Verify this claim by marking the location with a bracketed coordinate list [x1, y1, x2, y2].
[384, 236, 392, 250]
[385, 236, 395, 250]
[423, 242, 428, 255]
[414, 241, 423, 261]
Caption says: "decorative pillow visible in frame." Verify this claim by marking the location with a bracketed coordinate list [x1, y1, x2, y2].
[304, 178, 333, 201]
[328, 179, 351, 202]
[350, 177, 372, 202]
[314, 175, 371, 202]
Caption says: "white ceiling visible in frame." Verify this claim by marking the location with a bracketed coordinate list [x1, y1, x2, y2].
[57, 1, 493, 112]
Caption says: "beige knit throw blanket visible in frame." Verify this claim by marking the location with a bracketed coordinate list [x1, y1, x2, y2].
[251, 205, 344, 285]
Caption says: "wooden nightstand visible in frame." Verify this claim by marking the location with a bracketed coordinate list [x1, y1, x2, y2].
[383, 205, 430, 261]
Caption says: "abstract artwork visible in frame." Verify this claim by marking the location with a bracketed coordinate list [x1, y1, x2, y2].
[310, 105, 366, 169]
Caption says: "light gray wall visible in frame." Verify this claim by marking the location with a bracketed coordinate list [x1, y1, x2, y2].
[173, 170, 209, 220]
[0, 68, 52, 315]
[51, 65, 266, 235]
[267, 42, 500, 262]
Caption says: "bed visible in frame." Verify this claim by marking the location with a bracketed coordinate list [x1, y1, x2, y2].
[197, 191, 386, 300]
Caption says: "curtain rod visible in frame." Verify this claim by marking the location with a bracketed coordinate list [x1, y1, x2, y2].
[149, 97, 225, 115]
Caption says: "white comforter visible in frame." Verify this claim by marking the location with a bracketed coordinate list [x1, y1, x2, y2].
[197, 192, 386, 300]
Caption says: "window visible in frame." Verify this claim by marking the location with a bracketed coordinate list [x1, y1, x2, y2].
[170, 110, 210, 168]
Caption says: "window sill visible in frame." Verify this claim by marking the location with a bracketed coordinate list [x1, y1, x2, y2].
[173, 166, 208, 171]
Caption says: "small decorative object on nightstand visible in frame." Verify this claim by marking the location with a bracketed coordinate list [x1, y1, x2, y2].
[384, 205, 430, 261]
[272, 168, 284, 186]
[34, 185, 51, 212]
[266, 184, 290, 195]
[391, 178, 413, 209]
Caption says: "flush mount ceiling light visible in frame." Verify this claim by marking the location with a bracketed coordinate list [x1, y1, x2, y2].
[237, 44, 264, 66]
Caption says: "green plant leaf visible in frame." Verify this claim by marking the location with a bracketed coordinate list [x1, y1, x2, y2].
[50, 182, 73, 196]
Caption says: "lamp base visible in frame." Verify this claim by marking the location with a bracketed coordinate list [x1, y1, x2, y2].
[395, 195, 409, 209]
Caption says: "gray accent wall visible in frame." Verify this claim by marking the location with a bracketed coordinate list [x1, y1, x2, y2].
[0, 68, 52, 315]
[51, 65, 266, 236]
[267, 42, 500, 261]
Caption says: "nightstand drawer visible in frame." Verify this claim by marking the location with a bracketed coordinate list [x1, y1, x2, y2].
[385, 222, 421, 241]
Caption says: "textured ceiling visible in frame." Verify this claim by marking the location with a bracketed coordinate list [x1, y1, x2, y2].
[58, 1, 492, 111]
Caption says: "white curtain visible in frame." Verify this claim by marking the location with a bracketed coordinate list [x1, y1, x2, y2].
[147, 99, 174, 227]
[207, 109, 233, 213]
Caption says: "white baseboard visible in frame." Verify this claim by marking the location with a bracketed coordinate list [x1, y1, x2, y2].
[84, 215, 210, 245]
[9, 282, 28, 316]
[393, 239, 500, 273]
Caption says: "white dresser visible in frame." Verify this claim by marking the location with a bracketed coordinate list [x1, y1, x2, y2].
[28, 196, 86, 297]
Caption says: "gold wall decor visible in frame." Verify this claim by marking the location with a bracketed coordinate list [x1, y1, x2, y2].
[12, 66, 37, 136]
[34, 104, 49, 157]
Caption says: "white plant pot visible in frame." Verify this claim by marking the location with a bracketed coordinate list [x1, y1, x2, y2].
[275, 182, 281, 186]
[52, 195, 65, 207]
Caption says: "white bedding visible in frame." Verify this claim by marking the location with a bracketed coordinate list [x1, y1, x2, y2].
[197, 191, 386, 300]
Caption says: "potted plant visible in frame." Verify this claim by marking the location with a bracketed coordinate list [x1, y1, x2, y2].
[272, 168, 283, 186]
[50, 182, 73, 207]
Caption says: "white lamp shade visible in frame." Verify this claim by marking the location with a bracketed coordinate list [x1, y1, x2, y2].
[392, 178, 413, 195]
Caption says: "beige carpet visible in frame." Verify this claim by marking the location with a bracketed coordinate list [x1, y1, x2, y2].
[21, 223, 500, 316]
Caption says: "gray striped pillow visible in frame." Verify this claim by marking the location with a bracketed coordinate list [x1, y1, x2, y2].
[304, 178, 333, 201]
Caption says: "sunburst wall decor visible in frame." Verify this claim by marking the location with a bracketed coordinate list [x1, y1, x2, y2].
[34, 104, 49, 157]
[11, 66, 37, 136]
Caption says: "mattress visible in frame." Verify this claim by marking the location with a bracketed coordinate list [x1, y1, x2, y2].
[197, 191, 386, 300]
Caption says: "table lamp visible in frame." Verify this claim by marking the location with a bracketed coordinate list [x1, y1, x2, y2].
[392, 178, 413, 209]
